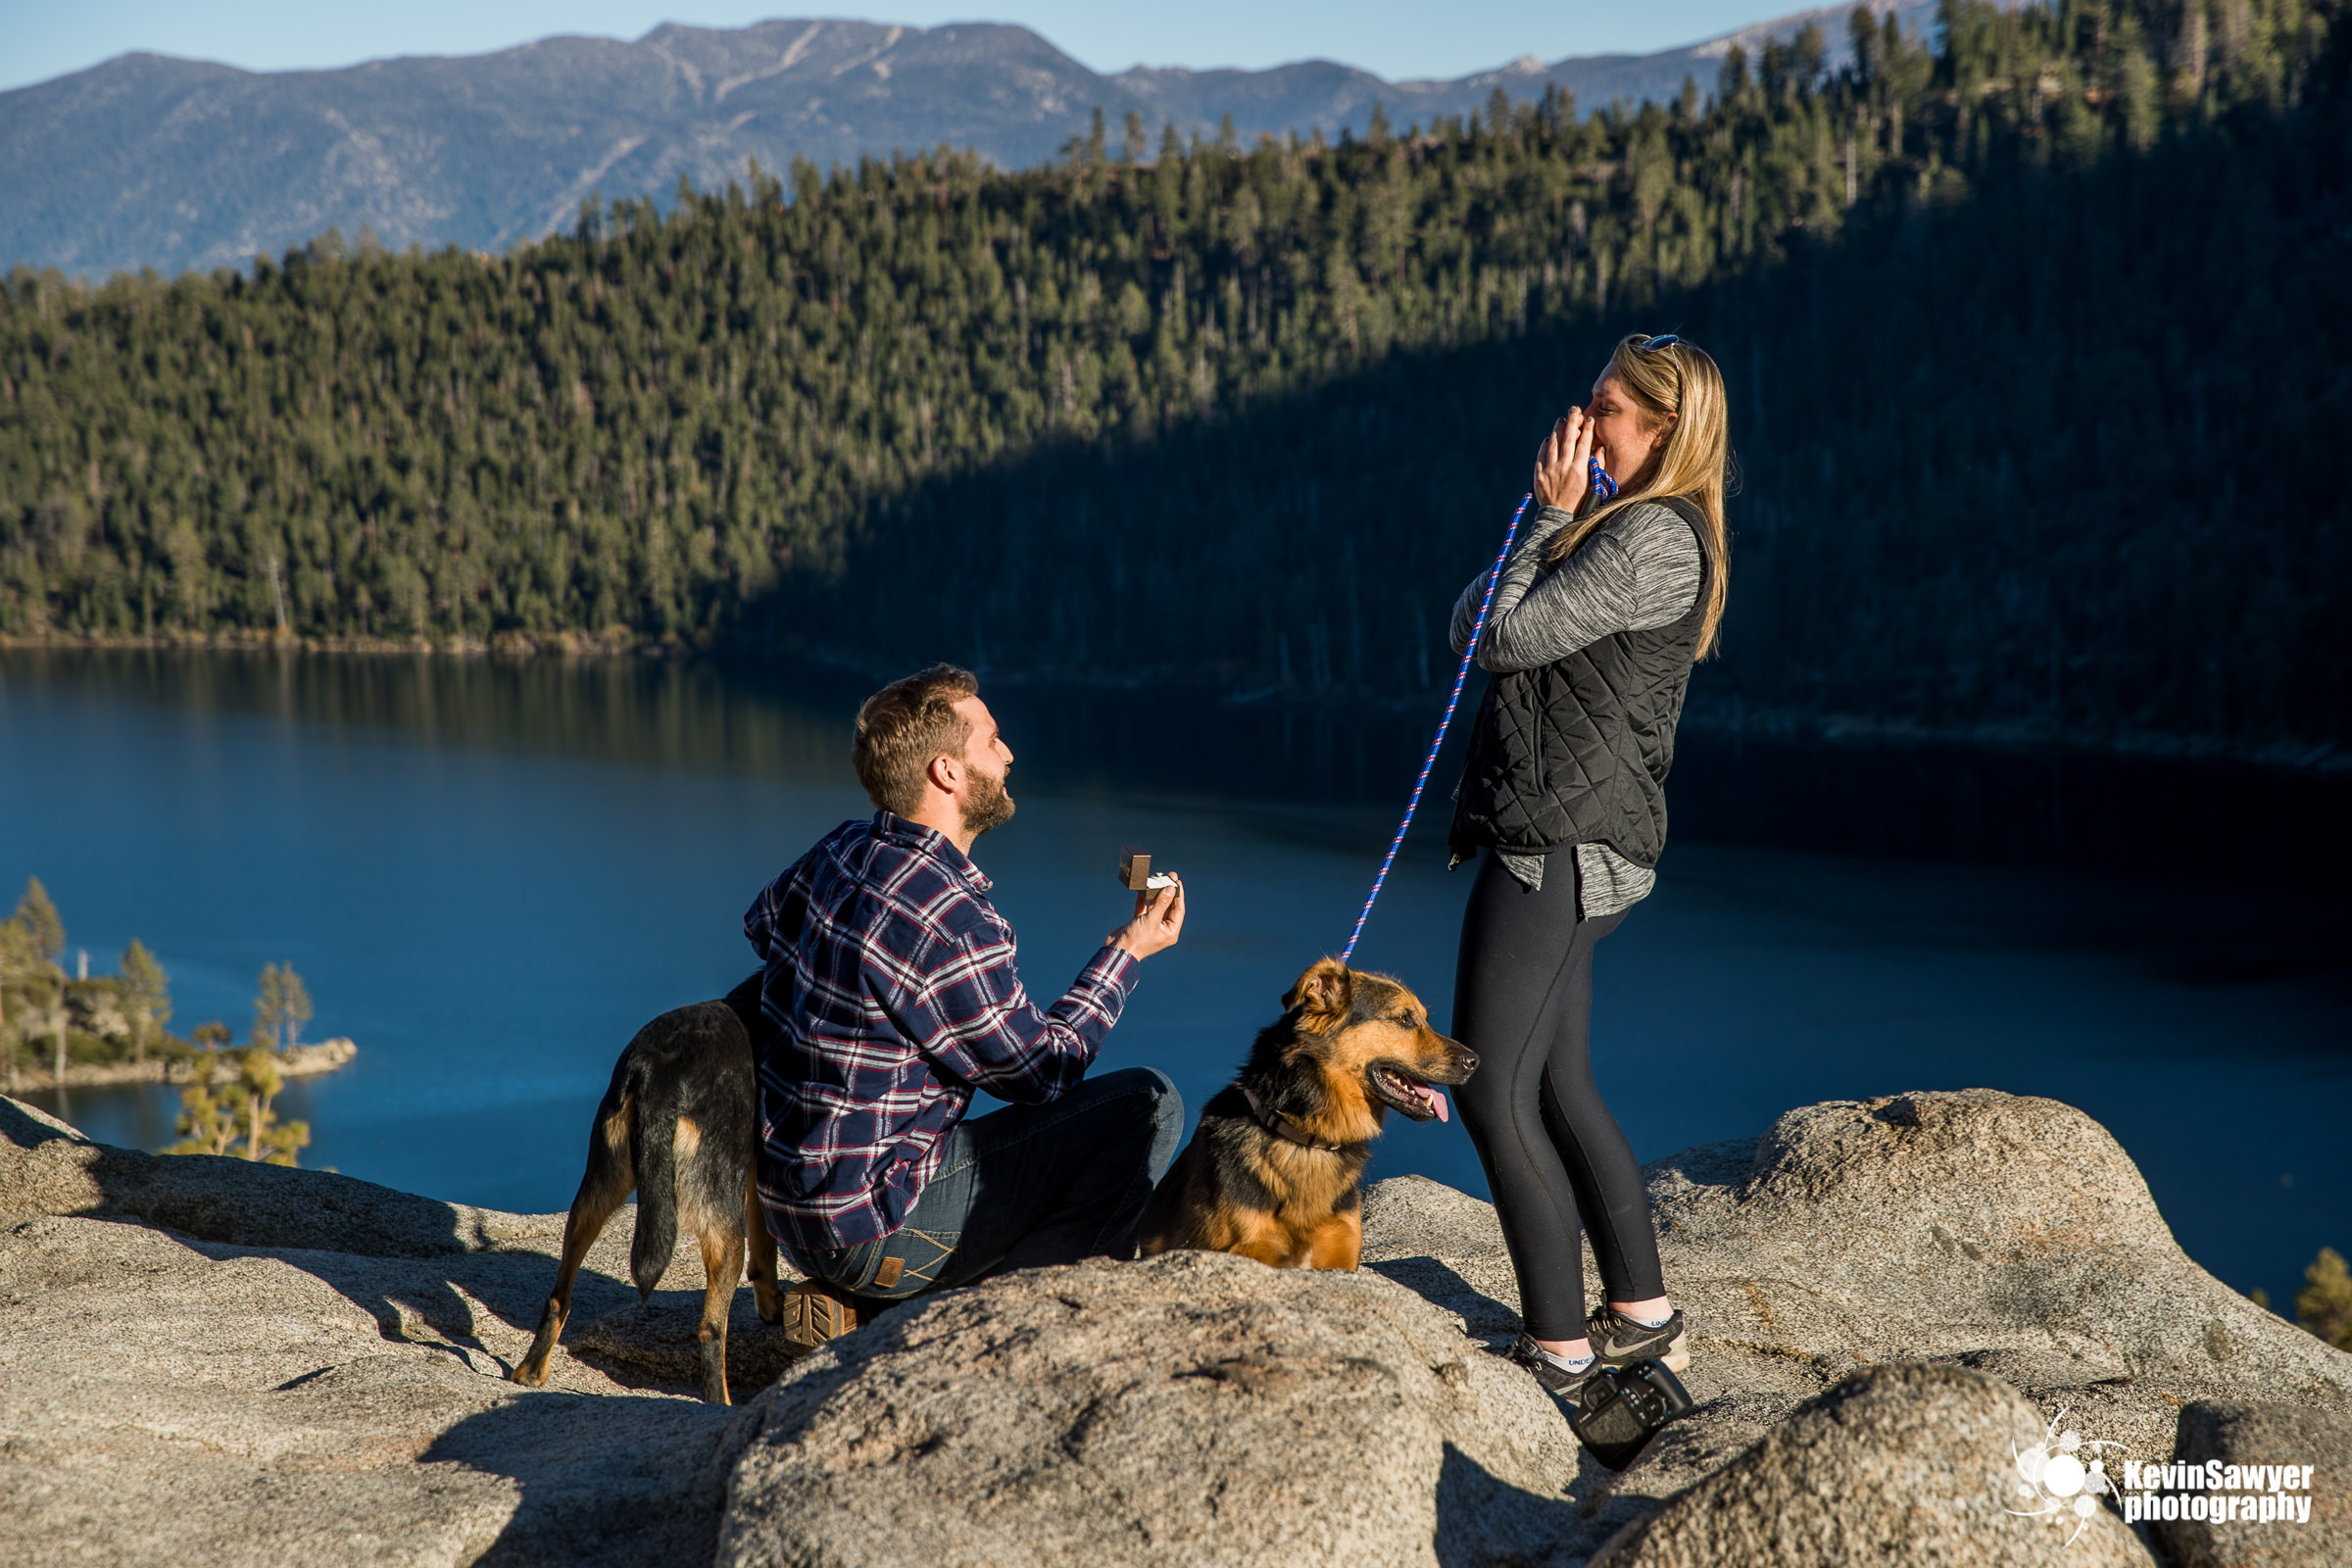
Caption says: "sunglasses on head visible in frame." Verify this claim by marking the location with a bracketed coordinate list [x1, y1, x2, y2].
[1637, 333, 1684, 352]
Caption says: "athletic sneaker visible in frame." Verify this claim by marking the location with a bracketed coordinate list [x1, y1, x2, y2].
[1585, 1305, 1690, 1372]
[1504, 1333, 1600, 1404]
[780, 1277, 862, 1357]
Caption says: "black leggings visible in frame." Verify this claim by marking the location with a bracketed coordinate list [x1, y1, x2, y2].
[1451, 851, 1664, 1340]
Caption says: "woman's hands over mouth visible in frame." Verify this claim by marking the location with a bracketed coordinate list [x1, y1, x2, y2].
[1534, 406, 1597, 514]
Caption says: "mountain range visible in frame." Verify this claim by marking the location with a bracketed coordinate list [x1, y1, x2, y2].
[0, 3, 1929, 282]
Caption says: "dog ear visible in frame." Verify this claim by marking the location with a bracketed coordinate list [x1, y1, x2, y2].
[1284, 957, 1354, 1033]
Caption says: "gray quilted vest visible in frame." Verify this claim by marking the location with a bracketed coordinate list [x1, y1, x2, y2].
[1446, 495, 1712, 870]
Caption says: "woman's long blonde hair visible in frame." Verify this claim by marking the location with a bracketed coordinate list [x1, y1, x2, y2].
[1544, 333, 1731, 659]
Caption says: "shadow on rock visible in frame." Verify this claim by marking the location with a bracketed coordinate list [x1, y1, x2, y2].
[1433, 1441, 1595, 1567]
[15, 1087, 2351, 1568]
[0, 1093, 572, 1374]
[1366, 1254, 1521, 1347]
[567, 1292, 805, 1398]
[0, 1093, 476, 1254]
[418, 1386, 737, 1567]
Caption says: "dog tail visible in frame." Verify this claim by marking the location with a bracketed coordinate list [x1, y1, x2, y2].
[625, 1056, 678, 1302]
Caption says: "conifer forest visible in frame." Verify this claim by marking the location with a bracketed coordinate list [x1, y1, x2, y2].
[1, 0, 2345, 757]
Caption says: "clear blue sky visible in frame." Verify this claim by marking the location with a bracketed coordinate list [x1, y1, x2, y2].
[2, 2, 1798, 94]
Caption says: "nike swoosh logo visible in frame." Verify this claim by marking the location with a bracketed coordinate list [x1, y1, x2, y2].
[1596, 1322, 1674, 1356]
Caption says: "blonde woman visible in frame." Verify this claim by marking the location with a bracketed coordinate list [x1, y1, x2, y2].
[1445, 332, 1730, 1402]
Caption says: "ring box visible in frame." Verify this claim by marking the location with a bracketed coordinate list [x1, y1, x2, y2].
[1118, 846, 1177, 893]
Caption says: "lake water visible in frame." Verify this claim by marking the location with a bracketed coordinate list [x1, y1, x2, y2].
[2, 649, 2345, 1305]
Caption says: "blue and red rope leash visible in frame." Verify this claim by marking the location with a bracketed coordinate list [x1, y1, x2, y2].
[1337, 492, 1531, 962]
[1335, 460, 1614, 962]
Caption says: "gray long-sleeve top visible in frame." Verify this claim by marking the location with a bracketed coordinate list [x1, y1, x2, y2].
[1449, 501, 1703, 912]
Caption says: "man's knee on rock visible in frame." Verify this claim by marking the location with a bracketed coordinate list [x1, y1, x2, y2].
[1085, 1066, 1186, 1183]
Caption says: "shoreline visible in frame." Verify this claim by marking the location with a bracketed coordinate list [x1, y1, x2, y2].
[0, 628, 650, 660]
[5, 634, 2344, 777]
[10, 1038, 358, 1093]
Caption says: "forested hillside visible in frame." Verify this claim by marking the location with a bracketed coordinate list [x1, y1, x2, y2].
[2, 0, 2346, 758]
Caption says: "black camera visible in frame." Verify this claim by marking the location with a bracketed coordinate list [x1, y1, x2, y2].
[1568, 1359, 1693, 1470]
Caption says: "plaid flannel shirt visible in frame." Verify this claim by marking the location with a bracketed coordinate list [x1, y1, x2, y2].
[745, 811, 1138, 1254]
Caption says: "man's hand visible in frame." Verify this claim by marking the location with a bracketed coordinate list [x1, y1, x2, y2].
[1109, 878, 1185, 960]
[1533, 407, 1596, 514]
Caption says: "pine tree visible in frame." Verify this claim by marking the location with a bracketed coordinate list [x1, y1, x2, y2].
[3, 880, 71, 1087]
[251, 963, 285, 1054]
[233, 1049, 309, 1164]
[14, 880, 62, 968]
[26, 973, 68, 1085]
[0, 0, 2343, 755]
[119, 939, 170, 1069]
[275, 965, 313, 1054]
[167, 1075, 242, 1157]
[166, 1047, 310, 1165]
[2297, 1248, 2352, 1350]
[0, 907, 29, 1092]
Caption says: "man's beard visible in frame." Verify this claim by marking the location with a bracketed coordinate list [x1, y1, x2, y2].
[960, 766, 1016, 838]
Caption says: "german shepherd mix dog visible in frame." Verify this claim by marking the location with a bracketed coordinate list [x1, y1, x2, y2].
[1139, 958, 1476, 1270]
[510, 975, 783, 1404]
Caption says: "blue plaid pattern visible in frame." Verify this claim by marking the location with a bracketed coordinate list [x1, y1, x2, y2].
[744, 811, 1138, 1253]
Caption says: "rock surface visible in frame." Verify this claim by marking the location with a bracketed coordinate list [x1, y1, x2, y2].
[1, 1088, 489, 1257]
[1359, 1089, 2352, 1531]
[2148, 1401, 2352, 1568]
[713, 1249, 1583, 1568]
[1586, 1363, 2150, 1567]
[6, 1087, 2348, 1568]
[0, 1095, 761, 1567]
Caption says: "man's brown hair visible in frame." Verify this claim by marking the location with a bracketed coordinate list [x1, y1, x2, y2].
[854, 663, 980, 815]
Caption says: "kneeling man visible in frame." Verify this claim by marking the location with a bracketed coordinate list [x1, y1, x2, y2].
[746, 663, 1186, 1352]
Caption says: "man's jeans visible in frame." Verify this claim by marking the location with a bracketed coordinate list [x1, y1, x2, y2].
[792, 1067, 1184, 1302]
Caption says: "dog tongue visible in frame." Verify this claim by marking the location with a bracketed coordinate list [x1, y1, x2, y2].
[1424, 1086, 1450, 1123]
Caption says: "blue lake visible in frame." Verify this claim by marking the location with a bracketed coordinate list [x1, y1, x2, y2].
[2, 649, 2345, 1305]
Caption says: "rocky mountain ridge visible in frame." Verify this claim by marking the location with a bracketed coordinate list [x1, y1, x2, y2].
[3, 1084, 2344, 1565]
[0, 3, 1933, 281]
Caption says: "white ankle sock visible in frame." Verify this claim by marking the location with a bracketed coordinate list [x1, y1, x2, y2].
[1529, 1341, 1594, 1374]
[1629, 1310, 1672, 1329]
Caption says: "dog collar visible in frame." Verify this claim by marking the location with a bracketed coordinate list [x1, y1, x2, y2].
[1241, 1088, 1354, 1154]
